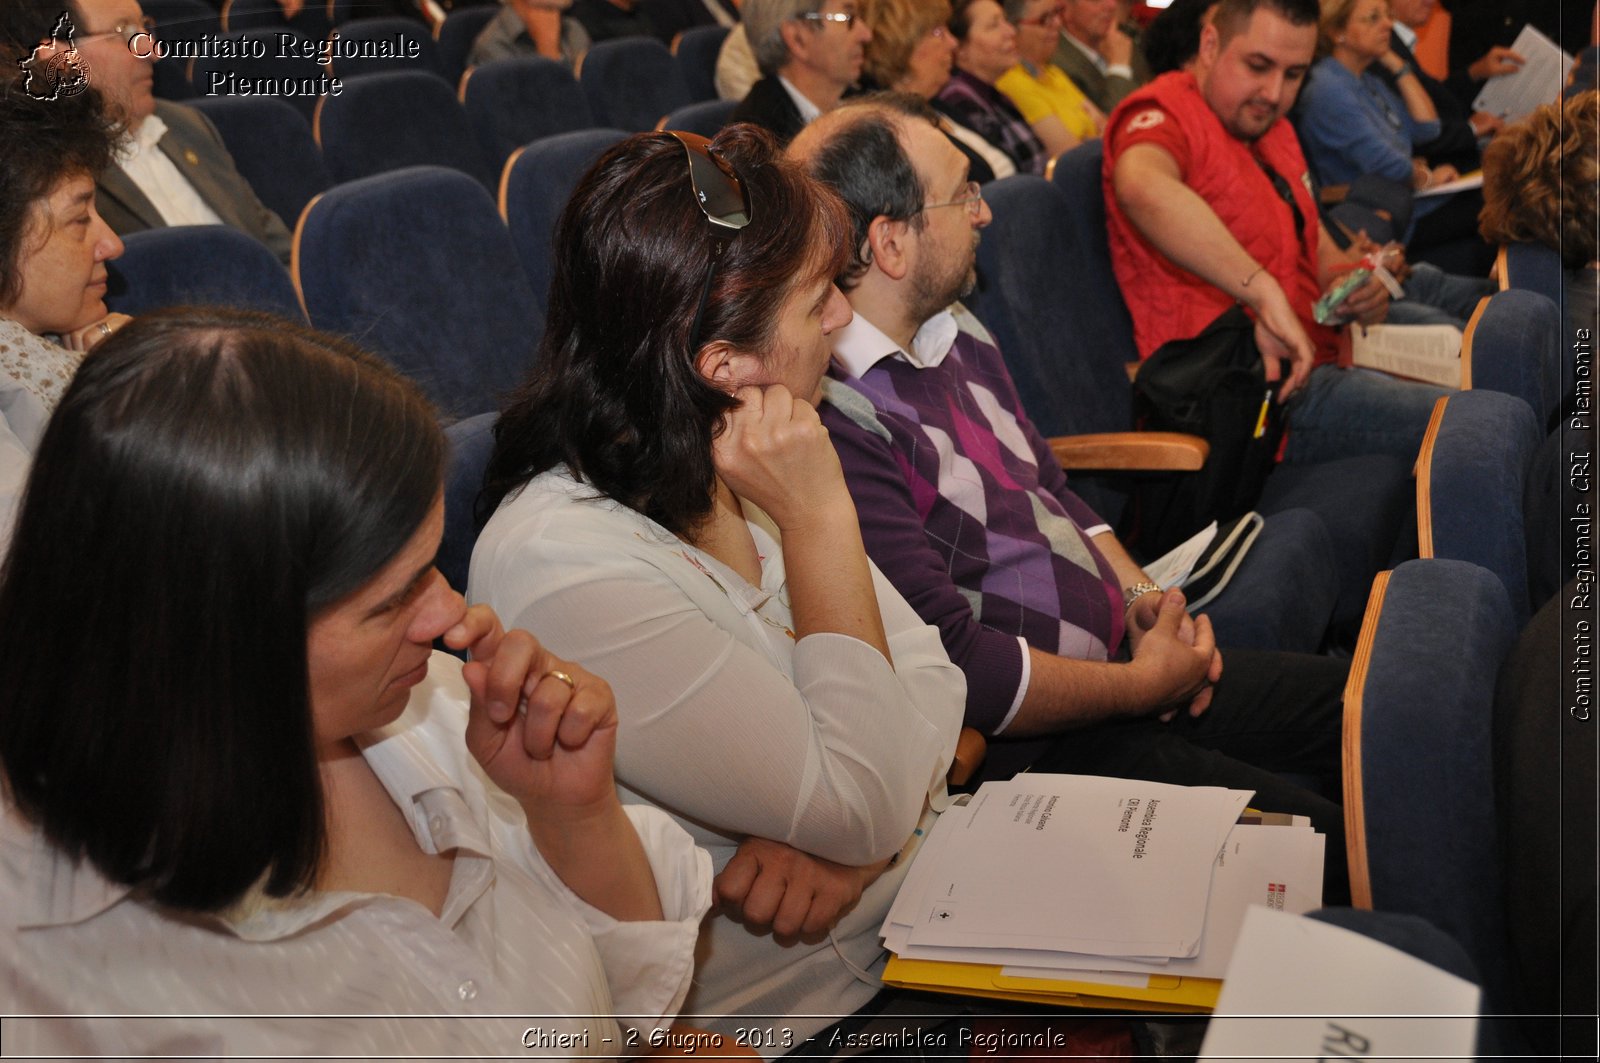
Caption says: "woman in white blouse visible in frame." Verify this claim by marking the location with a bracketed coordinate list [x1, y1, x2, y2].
[472, 128, 967, 1044]
[0, 309, 712, 1057]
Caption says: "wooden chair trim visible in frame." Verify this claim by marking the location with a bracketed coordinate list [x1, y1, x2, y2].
[1493, 244, 1511, 292]
[288, 189, 326, 323]
[572, 49, 585, 81]
[947, 727, 987, 788]
[669, 30, 684, 54]
[1341, 568, 1392, 910]
[310, 91, 327, 147]
[1318, 182, 1350, 205]
[1124, 360, 1140, 383]
[653, 112, 670, 131]
[497, 144, 526, 222]
[1458, 294, 1489, 391]
[1042, 152, 1059, 182]
[1413, 394, 1450, 558]
[457, 64, 475, 105]
[1049, 431, 1209, 472]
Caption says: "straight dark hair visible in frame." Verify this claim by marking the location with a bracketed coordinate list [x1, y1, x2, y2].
[481, 124, 852, 537]
[0, 308, 444, 913]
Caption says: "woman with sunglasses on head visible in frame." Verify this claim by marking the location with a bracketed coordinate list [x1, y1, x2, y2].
[472, 126, 965, 1046]
[0, 308, 712, 1057]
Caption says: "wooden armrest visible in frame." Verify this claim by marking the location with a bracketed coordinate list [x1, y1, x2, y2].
[1319, 183, 1350, 205]
[948, 727, 987, 788]
[1049, 432, 1209, 472]
[1124, 360, 1140, 383]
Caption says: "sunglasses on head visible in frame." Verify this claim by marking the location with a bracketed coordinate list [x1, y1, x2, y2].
[665, 131, 753, 353]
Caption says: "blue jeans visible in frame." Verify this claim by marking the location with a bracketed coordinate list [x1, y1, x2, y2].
[1386, 262, 1496, 327]
[1283, 364, 1449, 465]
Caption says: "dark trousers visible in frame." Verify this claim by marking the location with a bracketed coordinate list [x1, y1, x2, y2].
[1026, 649, 1351, 905]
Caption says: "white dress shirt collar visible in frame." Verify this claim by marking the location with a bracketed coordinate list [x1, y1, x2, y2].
[777, 74, 824, 125]
[830, 307, 960, 379]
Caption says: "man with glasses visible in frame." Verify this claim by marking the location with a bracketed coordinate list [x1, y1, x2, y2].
[789, 98, 1352, 899]
[728, 0, 872, 145]
[1053, 0, 1152, 112]
[4, 0, 291, 264]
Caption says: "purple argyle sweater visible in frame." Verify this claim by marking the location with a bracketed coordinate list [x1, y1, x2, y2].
[820, 310, 1125, 734]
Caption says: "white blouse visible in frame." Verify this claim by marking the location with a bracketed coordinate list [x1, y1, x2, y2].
[0, 318, 83, 552]
[470, 468, 967, 1046]
[0, 653, 712, 1058]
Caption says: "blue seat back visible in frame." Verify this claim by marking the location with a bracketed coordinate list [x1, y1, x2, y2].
[294, 166, 542, 419]
[315, 69, 495, 188]
[659, 97, 737, 137]
[437, 5, 499, 85]
[579, 37, 690, 131]
[1345, 557, 1517, 1008]
[189, 29, 328, 120]
[440, 411, 498, 597]
[969, 173, 1135, 438]
[106, 225, 305, 320]
[1465, 288, 1561, 430]
[1497, 241, 1564, 308]
[1417, 390, 1541, 624]
[187, 95, 331, 228]
[500, 128, 628, 306]
[145, 0, 220, 99]
[461, 57, 595, 171]
[330, 16, 444, 80]
[674, 24, 729, 101]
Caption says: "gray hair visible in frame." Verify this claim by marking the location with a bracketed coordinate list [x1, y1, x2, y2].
[743, 0, 827, 77]
[1001, 0, 1033, 21]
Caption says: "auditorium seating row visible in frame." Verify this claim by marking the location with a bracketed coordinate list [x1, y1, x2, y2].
[147, 1, 732, 137]
[98, 107, 1580, 1043]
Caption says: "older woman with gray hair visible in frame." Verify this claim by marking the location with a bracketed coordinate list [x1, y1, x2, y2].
[727, 0, 873, 145]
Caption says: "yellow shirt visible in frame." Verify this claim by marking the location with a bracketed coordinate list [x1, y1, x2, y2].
[996, 63, 1099, 141]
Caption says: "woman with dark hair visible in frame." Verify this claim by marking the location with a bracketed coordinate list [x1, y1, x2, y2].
[0, 308, 711, 1056]
[0, 75, 125, 548]
[933, 0, 1049, 175]
[472, 126, 965, 1040]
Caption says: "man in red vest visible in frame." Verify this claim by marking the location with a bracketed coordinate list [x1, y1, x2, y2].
[1104, 0, 1483, 466]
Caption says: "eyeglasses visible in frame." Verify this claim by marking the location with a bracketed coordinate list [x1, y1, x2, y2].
[924, 180, 984, 219]
[666, 130, 753, 352]
[78, 16, 156, 45]
[1016, 3, 1066, 27]
[799, 11, 858, 29]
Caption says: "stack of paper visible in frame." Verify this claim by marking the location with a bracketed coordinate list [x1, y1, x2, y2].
[880, 774, 1325, 1012]
[1199, 907, 1479, 1059]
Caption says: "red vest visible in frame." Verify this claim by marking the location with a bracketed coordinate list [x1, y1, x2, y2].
[1102, 72, 1336, 363]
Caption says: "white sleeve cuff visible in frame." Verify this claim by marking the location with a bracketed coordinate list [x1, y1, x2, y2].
[992, 637, 1032, 736]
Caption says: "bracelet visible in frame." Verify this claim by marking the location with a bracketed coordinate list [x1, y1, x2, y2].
[1122, 581, 1162, 611]
[1241, 265, 1266, 290]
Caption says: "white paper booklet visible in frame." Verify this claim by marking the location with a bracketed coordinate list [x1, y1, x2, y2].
[1349, 323, 1463, 389]
[1199, 907, 1480, 1062]
[884, 774, 1252, 959]
[1473, 24, 1575, 122]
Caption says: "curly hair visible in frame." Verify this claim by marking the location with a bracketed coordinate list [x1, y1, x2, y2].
[862, 0, 952, 89]
[0, 70, 122, 309]
[1480, 91, 1599, 270]
[482, 125, 853, 538]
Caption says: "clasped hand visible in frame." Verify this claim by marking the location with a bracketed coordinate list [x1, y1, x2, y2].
[454, 605, 619, 816]
[1127, 589, 1222, 721]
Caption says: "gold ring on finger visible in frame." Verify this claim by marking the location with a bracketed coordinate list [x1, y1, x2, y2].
[541, 669, 576, 692]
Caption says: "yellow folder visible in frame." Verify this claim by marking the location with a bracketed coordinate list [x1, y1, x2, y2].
[882, 954, 1222, 1014]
